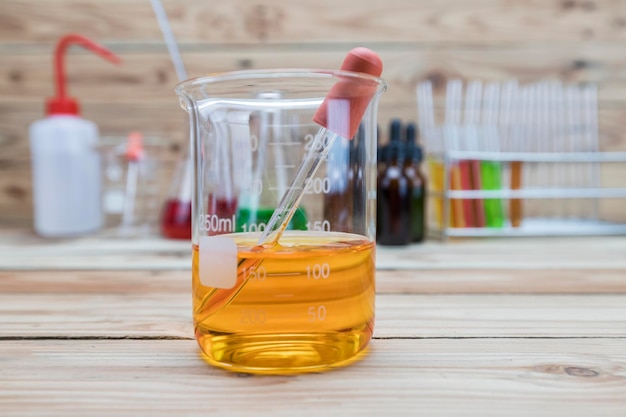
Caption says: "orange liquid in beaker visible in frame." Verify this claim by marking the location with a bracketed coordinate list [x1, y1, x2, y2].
[192, 232, 375, 374]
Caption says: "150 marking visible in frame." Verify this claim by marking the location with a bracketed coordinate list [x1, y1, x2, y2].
[305, 220, 331, 232]
[242, 265, 267, 282]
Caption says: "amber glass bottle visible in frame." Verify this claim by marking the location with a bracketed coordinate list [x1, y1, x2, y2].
[403, 123, 427, 243]
[377, 120, 411, 245]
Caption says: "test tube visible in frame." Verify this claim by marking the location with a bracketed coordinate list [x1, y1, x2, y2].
[480, 82, 505, 228]
[445, 79, 466, 228]
[510, 84, 531, 228]
[417, 81, 445, 230]
[463, 80, 484, 228]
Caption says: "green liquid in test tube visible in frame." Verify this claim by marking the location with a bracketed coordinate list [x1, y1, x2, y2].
[480, 161, 504, 228]
[480, 82, 505, 228]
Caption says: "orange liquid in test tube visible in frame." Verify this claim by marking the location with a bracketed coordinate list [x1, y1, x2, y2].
[428, 159, 445, 228]
[510, 161, 523, 227]
[449, 163, 466, 228]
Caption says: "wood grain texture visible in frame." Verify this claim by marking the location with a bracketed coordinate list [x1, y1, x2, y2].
[2, 234, 626, 270]
[2, 290, 626, 338]
[2, 46, 626, 102]
[3, 101, 626, 161]
[1, 339, 625, 416]
[1, 0, 626, 44]
[1, 232, 626, 414]
[3, 267, 626, 295]
[1, 236, 626, 339]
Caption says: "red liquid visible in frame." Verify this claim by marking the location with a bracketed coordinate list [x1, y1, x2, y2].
[207, 195, 237, 236]
[208, 196, 237, 218]
[161, 199, 192, 240]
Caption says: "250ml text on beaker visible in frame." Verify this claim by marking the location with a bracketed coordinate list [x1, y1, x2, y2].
[199, 214, 236, 233]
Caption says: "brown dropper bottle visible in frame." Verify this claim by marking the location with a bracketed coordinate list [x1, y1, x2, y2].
[376, 119, 411, 246]
[403, 122, 427, 243]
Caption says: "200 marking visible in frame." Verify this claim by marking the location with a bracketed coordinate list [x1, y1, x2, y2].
[240, 308, 266, 325]
[304, 177, 330, 194]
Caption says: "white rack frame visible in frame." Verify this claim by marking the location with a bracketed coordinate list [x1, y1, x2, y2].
[428, 151, 626, 239]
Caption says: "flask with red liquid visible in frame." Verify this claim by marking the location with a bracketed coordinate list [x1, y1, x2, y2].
[160, 155, 193, 239]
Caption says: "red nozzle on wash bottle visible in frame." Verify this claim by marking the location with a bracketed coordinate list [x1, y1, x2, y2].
[125, 131, 145, 162]
[46, 34, 121, 116]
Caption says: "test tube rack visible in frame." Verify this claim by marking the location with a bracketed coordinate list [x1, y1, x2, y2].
[417, 79, 626, 239]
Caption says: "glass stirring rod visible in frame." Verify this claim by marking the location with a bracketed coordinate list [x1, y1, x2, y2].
[258, 47, 384, 246]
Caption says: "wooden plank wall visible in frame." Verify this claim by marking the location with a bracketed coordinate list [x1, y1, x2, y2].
[1, 0, 625, 227]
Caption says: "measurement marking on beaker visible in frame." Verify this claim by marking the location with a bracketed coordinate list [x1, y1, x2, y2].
[307, 305, 327, 322]
[267, 272, 300, 277]
[306, 263, 330, 280]
[303, 177, 331, 194]
[269, 141, 300, 146]
[243, 265, 267, 281]
[274, 164, 295, 169]
[268, 186, 303, 191]
[240, 308, 267, 325]
[199, 214, 236, 233]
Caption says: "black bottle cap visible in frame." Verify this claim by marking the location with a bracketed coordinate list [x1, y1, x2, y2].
[387, 138, 405, 162]
[405, 122, 423, 162]
[385, 119, 404, 163]
[406, 122, 417, 145]
[389, 119, 403, 142]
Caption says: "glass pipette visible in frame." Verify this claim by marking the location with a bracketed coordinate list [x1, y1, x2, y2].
[258, 47, 384, 246]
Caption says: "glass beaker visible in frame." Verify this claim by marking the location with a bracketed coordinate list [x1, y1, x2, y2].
[176, 69, 386, 374]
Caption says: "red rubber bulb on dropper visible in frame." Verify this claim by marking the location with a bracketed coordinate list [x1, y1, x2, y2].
[313, 47, 383, 139]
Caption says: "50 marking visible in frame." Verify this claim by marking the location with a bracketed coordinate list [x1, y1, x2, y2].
[307, 305, 327, 322]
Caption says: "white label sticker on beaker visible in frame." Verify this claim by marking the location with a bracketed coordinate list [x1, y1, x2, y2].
[198, 236, 237, 289]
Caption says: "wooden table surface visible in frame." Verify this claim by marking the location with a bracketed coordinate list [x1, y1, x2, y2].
[1, 230, 626, 416]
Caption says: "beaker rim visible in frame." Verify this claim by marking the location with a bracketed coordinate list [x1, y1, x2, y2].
[174, 68, 387, 95]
